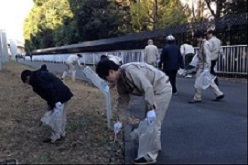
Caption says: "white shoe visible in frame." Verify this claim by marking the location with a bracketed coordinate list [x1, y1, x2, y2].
[185, 74, 193, 78]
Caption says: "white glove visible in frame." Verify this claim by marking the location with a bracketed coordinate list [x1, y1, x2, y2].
[146, 110, 156, 125]
[55, 102, 62, 109]
[114, 121, 122, 134]
[178, 68, 186, 76]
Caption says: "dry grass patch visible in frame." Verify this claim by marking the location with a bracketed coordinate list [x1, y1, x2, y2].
[0, 62, 123, 164]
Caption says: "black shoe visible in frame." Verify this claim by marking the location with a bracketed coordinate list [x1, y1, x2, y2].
[42, 137, 64, 144]
[132, 157, 156, 164]
[188, 100, 201, 104]
[42, 138, 53, 143]
[212, 94, 224, 101]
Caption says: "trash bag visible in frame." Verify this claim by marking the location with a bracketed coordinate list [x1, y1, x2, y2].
[130, 119, 161, 159]
[40, 105, 63, 131]
[189, 54, 199, 67]
[194, 69, 215, 90]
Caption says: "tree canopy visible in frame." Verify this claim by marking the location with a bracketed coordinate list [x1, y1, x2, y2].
[23, 0, 247, 51]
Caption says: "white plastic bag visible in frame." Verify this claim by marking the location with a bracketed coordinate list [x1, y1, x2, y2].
[194, 69, 215, 90]
[40, 105, 63, 130]
[189, 54, 199, 67]
[130, 119, 161, 159]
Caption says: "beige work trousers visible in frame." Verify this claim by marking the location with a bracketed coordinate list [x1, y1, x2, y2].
[62, 62, 77, 81]
[142, 86, 172, 161]
[193, 69, 223, 101]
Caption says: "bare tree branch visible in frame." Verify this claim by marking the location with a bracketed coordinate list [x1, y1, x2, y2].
[204, 0, 216, 17]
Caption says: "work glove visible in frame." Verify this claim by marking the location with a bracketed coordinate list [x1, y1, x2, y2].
[178, 68, 186, 76]
[146, 110, 156, 125]
[55, 102, 62, 109]
[114, 121, 122, 134]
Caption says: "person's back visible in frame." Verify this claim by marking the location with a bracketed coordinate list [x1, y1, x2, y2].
[180, 43, 194, 56]
[66, 55, 79, 64]
[30, 69, 73, 107]
[144, 39, 159, 66]
[160, 44, 183, 71]
[119, 62, 170, 96]
[208, 36, 221, 61]
[159, 34, 183, 94]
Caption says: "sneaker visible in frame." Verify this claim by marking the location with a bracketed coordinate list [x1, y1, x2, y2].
[132, 157, 156, 164]
[185, 74, 193, 78]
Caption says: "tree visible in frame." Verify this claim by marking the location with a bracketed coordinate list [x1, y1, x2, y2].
[204, 0, 247, 18]
[74, 0, 124, 41]
[24, 0, 74, 50]
[130, 0, 189, 32]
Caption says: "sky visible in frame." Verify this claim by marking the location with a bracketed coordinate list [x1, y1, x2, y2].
[0, 0, 34, 43]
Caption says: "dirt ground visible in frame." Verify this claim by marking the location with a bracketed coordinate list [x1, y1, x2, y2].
[0, 62, 123, 164]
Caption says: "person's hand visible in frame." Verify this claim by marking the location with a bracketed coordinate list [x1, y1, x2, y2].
[146, 110, 156, 125]
[114, 121, 122, 134]
[55, 102, 62, 109]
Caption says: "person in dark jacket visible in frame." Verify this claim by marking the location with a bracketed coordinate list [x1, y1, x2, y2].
[158, 34, 184, 94]
[21, 65, 73, 143]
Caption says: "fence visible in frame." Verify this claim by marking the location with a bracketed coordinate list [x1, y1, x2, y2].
[26, 45, 247, 76]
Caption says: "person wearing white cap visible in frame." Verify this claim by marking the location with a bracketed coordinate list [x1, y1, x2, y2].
[159, 34, 184, 94]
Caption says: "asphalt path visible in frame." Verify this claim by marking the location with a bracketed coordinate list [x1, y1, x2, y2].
[19, 60, 247, 164]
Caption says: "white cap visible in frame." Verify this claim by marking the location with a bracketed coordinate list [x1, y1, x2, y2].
[166, 34, 175, 41]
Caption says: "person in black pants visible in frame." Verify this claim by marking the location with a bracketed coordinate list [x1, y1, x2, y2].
[159, 34, 184, 94]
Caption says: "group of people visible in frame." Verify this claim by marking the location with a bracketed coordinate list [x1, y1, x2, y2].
[143, 30, 224, 103]
[20, 29, 225, 164]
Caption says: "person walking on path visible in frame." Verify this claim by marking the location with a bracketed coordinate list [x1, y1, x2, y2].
[21, 65, 73, 143]
[159, 34, 184, 94]
[206, 30, 223, 86]
[61, 54, 83, 81]
[144, 39, 159, 67]
[188, 31, 224, 103]
[96, 60, 172, 164]
[180, 42, 195, 78]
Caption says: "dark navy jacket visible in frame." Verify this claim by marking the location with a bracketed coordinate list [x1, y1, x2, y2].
[29, 65, 73, 108]
[159, 44, 184, 71]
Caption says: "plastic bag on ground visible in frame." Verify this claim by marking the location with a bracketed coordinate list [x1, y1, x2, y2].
[194, 69, 216, 90]
[130, 119, 160, 159]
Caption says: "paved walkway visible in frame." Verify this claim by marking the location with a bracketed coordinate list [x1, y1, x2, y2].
[19, 60, 247, 164]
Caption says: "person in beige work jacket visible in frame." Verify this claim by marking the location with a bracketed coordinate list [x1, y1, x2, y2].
[206, 30, 222, 85]
[96, 60, 172, 164]
[144, 39, 159, 67]
[61, 54, 83, 81]
[188, 31, 224, 103]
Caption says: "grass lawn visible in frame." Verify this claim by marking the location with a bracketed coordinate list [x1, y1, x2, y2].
[0, 62, 123, 164]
